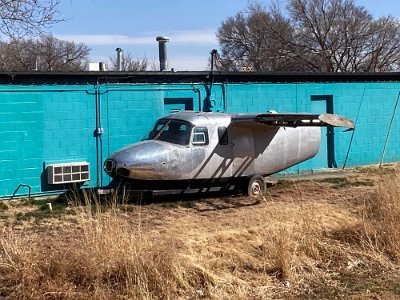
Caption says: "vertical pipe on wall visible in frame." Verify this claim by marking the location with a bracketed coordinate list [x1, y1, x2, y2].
[202, 84, 212, 112]
[94, 86, 100, 187]
[94, 84, 104, 187]
[98, 86, 103, 186]
[221, 83, 227, 112]
[380, 91, 400, 167]
[209, 49, 217, 95]
[201, 49, 219, 112]
[343, 84, 367, 169]
[192, 86, 202, 111]
[106, 88, 111, 159]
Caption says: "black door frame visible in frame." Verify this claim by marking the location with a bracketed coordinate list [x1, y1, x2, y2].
[164, 98, 194, 113]
[311, 95, 337, 168]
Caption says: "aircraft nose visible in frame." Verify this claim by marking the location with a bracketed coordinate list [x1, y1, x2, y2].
[104, 158, 132, 177]
[104, 141, 174, 180]
[109, 159, 131, 178]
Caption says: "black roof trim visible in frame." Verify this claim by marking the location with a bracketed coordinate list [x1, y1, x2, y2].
[0, 71, 399, 85]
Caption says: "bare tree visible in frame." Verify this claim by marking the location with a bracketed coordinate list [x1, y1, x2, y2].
[108, 51, 149, 71]
[287, 0, 400, 72]
[217, 0, 400, 72]
[217, 3, 296, 71]
[357, 17, 400, 72]
[0, 35, 90, 71]
[0, 0, 62, 38]
[37, 35, 90, 71]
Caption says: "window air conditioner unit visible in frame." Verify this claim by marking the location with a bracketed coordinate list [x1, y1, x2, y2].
[47, 162, 90, 185]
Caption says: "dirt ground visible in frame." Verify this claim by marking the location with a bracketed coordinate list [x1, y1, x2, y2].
[1, 164, 400, 299]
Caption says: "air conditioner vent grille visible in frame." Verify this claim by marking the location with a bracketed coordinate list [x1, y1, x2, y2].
[48, 162, 90, 185]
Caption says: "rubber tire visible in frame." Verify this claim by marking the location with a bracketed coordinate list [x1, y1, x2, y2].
[246, 175, 266, 197]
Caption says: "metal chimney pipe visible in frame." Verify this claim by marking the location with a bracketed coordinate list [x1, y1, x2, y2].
[156, 36, 169, 71]
[115, 47, 123, 71]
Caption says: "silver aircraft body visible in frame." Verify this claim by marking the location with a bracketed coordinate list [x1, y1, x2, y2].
[104, 111, 354, 196]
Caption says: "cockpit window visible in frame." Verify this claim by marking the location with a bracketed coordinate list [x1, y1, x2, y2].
[147, 119, 193, 145]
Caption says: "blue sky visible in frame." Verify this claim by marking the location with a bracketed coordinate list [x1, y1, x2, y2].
[52, 0, 400, 71]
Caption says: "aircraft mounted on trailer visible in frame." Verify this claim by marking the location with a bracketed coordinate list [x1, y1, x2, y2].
[103, 111, 354, 197]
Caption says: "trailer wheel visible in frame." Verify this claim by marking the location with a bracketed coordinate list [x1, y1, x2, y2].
[247, 175, 266, 197]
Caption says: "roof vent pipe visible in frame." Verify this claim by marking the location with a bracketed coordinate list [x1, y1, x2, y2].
[156, 36, 169, 71]
[115, 47, 123, 71]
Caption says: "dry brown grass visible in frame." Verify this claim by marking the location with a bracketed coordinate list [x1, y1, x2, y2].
[1, 165, 400, 299]
[0, 193, 213, 300]
[352, 171, 400, 264]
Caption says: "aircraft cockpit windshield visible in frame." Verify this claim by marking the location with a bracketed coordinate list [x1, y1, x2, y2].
[147, 119, 193, 145]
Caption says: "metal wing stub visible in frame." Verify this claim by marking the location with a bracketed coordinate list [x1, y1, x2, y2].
[253, 113, 355, 130]
[318, 114, 355, 130]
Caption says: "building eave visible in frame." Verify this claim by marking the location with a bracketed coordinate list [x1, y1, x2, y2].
[0, 71, 399, 85]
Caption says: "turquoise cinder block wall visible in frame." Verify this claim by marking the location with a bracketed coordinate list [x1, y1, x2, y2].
[1, 80, 399, 197]
[0, 83, 206, 197]
[0, 85, 97, 197]
[221, 82, 400, 173]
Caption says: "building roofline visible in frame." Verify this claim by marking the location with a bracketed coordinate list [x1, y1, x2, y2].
[0, 71, 399, 85]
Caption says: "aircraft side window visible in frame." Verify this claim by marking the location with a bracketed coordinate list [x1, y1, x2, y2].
[192, 127, 209, 145]
[218, 126, 228, 145]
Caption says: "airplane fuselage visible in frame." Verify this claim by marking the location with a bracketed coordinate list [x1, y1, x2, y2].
[104, 112, 320, 191]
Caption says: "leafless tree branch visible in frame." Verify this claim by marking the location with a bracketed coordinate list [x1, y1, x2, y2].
[0, 0, 62, 38]
[217, 0, 400, 72]
[108, 51, 149, 71]
[0, 35, 90, 71]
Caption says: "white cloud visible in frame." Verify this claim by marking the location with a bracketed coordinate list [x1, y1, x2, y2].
[170, 31, 217, 45]
[55, 34, 153, 45]
[56, 30, 217, 46]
